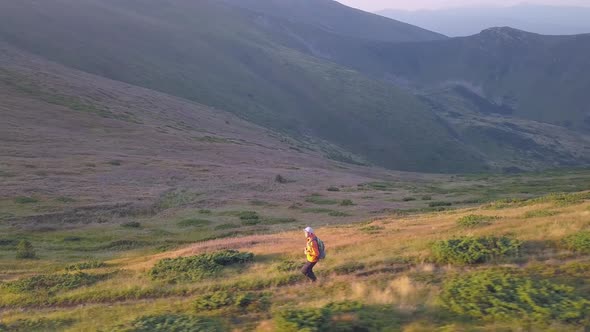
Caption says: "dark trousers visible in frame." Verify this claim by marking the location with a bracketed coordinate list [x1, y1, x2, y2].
[301, 261, 317, 282]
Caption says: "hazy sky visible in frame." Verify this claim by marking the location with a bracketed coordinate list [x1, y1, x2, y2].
[337, 0, 590, 11]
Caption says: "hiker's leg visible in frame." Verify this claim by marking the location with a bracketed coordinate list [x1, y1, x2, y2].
[301, 261, 317, 281]
[307, 261, 317, 282]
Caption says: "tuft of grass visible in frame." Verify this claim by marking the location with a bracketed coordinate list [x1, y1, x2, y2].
[107, 160, 122, 166]
[432, 236, 521, 265]
[456, 215, 499, 228]
[421, 195, 432, 201]
[360, 225, 384, 234]
[55, 196, 76, 203]
[14, 196, 39, 204]
[524, 209, 560, 218]
[198, 209, 212, 214]
[403, 197, 416, 202]
[326, 186, 340, 192]
[276, 260, 304, 273]
[16, 240, 36, 259]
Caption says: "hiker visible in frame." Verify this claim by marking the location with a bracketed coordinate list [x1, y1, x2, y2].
[302, 226, 321, 282]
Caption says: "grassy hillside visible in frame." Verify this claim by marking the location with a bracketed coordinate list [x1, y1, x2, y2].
[1, 184, 590, 331]
[0, 0, 476, 173]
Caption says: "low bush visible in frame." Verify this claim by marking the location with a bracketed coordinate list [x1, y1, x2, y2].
[274, 302, 399, 332]
[193, 290, 271, 313]
[0, 318, 75, 332]
[149, 250, 253, 282]
[14, 196, 39, 204]
[16, 240, 36, 259]
[456, 215, 499, 228]
[193, 291, 233, 310]
[65, 261, 106, 271]
[326, 186, 340, 192]
[429, 201, 452, 207]
[198, 209, 212, 214]
[402, 197, 416, 202]
[3, 272, 104, 293]
[275, 174, 289, 184]
[177, 218, 210, 228]
[422, 195, 433, 201]
[238, 211, 259, 221]
[562, 231, 590, 254]
[431, 236, 521, 265]
[128, 314, 225, 332]
[121, 221, 141, 228]
[340, 199, 354, 206]
[440, 270, 590, 323]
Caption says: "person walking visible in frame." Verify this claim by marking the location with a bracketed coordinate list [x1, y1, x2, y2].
[301, 226, 320, 282]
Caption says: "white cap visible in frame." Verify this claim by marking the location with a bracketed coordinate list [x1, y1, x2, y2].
[304, 226, 314, 234]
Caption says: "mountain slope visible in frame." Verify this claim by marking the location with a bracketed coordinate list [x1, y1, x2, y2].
[377, 5, 590, 37]
[223, 0, 447, 42]
[0, 0, 478, 173]
[362, 27, 590, 132]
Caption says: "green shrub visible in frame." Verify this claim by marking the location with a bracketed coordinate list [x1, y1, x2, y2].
[563, 231, 590, 254]
[128, 314, 225, 332]
[274, 302, 398, 332]
[456, 215, 499, 228]
[177, 218, 210, 228]
[56, 196, 76, 203]
[432, 236, 521, 265]
[340, 199, 354, 206]
[121, 221, 141, 228]
[440, 270, 590, 323]
[276, 260, 304, 272]
[193, 291, 233, 310]
[274, 307, 330, 332]
[198, 209, 212, 214]
[238, 211, 259, 221]
[422, 195, 433, 201]
[429, 201, 452, 207]
[16, 240, 36, 259]
[234, 292, 271, 312]
[4, 272, 104, 293]
[524, 210, 560, 218]
[326, 186, 340, 192]
[403, 197, 416, 202]
[0, 318, 74, 332]
[14, 196, 39, 204]
[65, 261, 106, 271]
[149, 250, 253, 282]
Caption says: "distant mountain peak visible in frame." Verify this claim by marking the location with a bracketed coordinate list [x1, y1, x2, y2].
[480, 26, 539, 39]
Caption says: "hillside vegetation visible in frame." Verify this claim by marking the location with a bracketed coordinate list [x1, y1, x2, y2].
[1, 188, 589, 331]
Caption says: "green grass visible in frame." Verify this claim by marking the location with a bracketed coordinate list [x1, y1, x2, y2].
[305, 194, 339, 205]
[177, 218, 210, 228]
[432, 236, 521, 265]
[14, 196, 39, 204]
